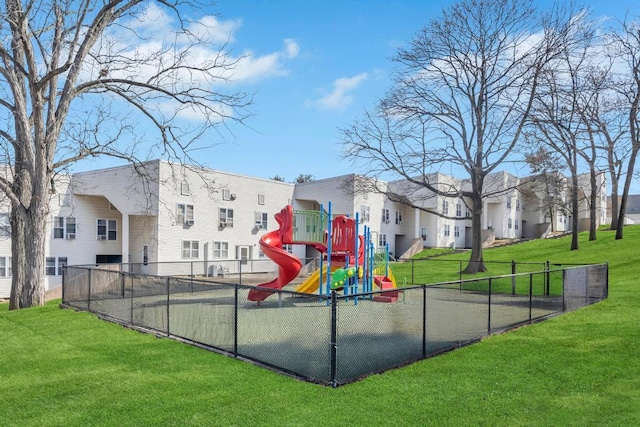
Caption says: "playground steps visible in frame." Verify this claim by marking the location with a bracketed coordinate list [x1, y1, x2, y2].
[373, 275, 399, 303]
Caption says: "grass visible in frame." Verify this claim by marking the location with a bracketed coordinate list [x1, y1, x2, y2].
[2, 227, 640, 425]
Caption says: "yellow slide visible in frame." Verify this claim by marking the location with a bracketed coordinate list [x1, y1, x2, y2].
[374, 265, 398, 288]
[296, 266, 340, 294]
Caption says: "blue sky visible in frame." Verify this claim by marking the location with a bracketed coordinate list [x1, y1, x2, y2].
[80, 0, 640, 184]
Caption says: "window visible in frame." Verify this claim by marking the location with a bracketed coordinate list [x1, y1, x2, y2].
[454, 226, 460, 237]
[54, 217, 76, 239]
[46, 257, 56, 275]
[181, 182, 190, 195]
[0, 213, 10, 237]
[382, 209, 390, 224]
[258, 194, 265, 205]
[0, 257, 11, 277]
[66, 217, 76, 239]
[213, 241, 229, 259]
[255, 212, 268, 229]
[444, 224, 450, 237]
[516, 199, 520, 211]
[515, 220, 519, 230]
[143, 245, 149, 266]
[442, 200, 449, 215]
[395, 210, 403, 225]
[378, 233, 387, 248]
[361, 205, 370, 222]
[507, 196, 512, 209]
[177, 204, 195, 225]
[420, 227, 427, 241]
[219, 208, 234, 227]
[57, 257, 67, 275]
[222, 189, 235, 201]
[466, 208, 471, 218]
[45, 257, 66, 276]
[456, 203, 462, 217]
[508, 218, 513, 229]
[53, 217, 65, 239]
[97, 219, 117, 240]
[182, 240, 199, 259]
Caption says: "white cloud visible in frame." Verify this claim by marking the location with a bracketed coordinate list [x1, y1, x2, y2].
[232, 39, 300, 82]
[313, 73, 369, 111]
[78, 9, 301, 122]
[283, 38, 300, 58]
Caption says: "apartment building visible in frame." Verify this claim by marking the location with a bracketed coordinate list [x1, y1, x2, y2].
[0, 162, 608, 298]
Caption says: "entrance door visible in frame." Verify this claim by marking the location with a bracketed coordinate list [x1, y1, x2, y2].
[142, 245, 149, 275]
[236, 245, 252, 267]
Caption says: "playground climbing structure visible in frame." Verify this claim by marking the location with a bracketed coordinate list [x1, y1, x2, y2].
[247, 203, 398, 303]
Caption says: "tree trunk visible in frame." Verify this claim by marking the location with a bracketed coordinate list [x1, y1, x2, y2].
[22, 205, 48, 306]
[463, 192, 486, 274]
[616, 148, 638, 240]
[570, 174, 579, 251]
[609, 185, 619, 231]
[608, 163, 620, 230]
[588, 169, 597, 241]
[9, 165, 50, 309]
[9, 208, 26, 310]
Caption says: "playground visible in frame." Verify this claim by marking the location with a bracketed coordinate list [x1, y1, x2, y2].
[60, 203, 608, 386]
[247, 203, 399, 305]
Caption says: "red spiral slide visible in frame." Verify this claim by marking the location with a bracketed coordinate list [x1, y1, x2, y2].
[247, 206, 302, 302]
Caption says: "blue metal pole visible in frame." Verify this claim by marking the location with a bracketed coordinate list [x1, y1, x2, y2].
[326, 202, 333, 299]
[385, 242, 389, 278]
[353, 212, 360, 304]
[319, 204, 325, 297]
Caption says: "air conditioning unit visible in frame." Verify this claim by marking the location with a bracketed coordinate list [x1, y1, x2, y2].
[66, 233, 76, 240]
[185, 220, 194, 226]
[385, 219, 390, 224]
[230, 193, 237, 200]
[98, 235, 107, 240]
[255, 224, 263, 229]
[219, 222, 228, 228]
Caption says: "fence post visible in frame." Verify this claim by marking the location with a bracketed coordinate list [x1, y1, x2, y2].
[529, 273, 533, 323]
[61, 267, 66, 304]
[121, 270, 126, 299]
[330, 291, 338, 387]
[87, 269, 92, 312]
[190, 261, 194, 292]
[459, 260, 462, 283]
[605, 261, 609, 299]
[511, 260, 516, 295]
[422, 285, 427, 358]
[130, 275, 134, 325]
[166, 277, 170, 336]
[234, 283, 238, 358]
[545, 260, 550, 296]
[487, 277, 492, 334]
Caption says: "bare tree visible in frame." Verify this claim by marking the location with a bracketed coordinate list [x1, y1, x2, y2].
[525, 11, 601, 250]
[608, 18, 640, 240]
[0, 1, 251, 309]
[583, 62, 631, 231]
[341, 0, 575, 273]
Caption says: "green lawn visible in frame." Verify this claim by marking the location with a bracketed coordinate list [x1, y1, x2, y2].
[2, 227, 640, 426]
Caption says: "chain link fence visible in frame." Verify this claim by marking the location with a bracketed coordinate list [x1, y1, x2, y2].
[62, 261, 607, 387]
